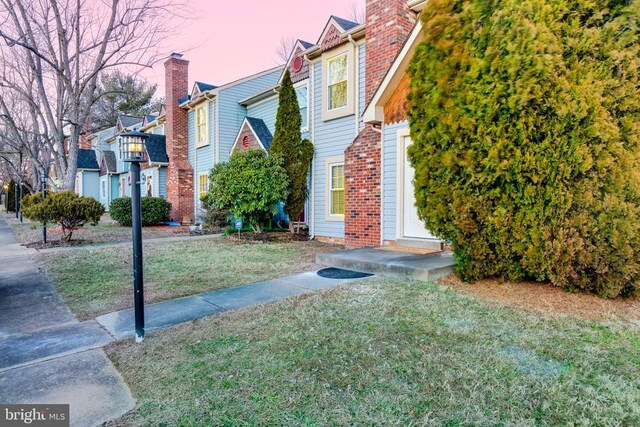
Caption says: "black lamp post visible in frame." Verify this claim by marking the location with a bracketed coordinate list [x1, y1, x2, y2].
[121, 129, 149, 343]
[41, 171, 47, 244]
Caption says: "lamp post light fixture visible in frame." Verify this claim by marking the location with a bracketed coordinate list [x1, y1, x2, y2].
[121, 129, 149, 343]
[41, 171, 47, 244]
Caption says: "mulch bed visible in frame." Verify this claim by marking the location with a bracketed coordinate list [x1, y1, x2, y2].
[438, 275, 640, 323]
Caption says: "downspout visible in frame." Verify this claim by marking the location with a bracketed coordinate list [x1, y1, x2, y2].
[307, 54, 316, 239]
[348, 34, 359, 136]
[371, 124, 384, 246]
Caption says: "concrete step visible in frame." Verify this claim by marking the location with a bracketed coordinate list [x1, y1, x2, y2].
[396, 238, 444, 251]
[317, 248, 455, 282]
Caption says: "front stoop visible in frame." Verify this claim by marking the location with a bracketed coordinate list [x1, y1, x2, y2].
[317, 248, 455, 282]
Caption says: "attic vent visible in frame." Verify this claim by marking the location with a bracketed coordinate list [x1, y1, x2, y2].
[242, 135, 250, 148]
[292, 56, 304, 73]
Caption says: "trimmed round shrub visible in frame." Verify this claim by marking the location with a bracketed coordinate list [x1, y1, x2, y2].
[408, 0, 640, 297]
[21, 191, 104, 241]
[206, 149, 289, 233]
[109, 196, 172, 227]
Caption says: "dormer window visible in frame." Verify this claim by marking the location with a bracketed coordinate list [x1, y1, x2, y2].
[327, 52, 348, 111]
[196, 105, 208, 147]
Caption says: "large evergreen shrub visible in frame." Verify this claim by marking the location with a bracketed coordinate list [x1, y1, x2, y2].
[270, 69, 314, 234]
[408, 0, 640, 297]
[21, 191, 104, 241]
[109, 196, 172, 226]
[206, 149, 289, 233]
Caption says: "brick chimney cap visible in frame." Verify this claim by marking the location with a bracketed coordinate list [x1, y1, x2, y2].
[170, 52, 184, 59]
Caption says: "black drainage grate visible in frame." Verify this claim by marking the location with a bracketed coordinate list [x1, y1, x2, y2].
[317, 268, 374, 280]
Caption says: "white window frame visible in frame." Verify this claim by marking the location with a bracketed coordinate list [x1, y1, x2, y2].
[325, 156, 345, 221]
[322, 45, 355, 122]
[198, 172, 209, 200]
[295, 81, 309, 132]
[195, 105, 209, 147]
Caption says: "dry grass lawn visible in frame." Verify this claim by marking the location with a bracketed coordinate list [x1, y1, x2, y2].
[106, 277, 640, 426]
[39, 237, 339, 320]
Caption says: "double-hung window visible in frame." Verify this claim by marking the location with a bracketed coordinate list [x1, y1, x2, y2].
[327, 53, 348, 111]
[196, 106, 208, 147]
[296, 84, 308, 130]
[198, 173, 209, 199]
[327, 158, 345, 220]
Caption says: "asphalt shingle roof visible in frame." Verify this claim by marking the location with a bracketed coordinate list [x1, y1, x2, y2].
[299, 40, 314, 49]
[332, 16, 360, 31]
[77, 149, 99, 170]
[195, 81, 217, 92]
[119, 115, 143, 129]
[102, 151, 116, 172]
[246, 117, 273, 151]
[145, 134, 169, 164]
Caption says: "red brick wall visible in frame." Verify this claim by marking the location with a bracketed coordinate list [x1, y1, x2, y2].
[344, 0, 416, 248]
[164, 53, 194, 223]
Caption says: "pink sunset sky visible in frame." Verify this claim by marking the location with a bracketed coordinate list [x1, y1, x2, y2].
[144, 0, 365, 93]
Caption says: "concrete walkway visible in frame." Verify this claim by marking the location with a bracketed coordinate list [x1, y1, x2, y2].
[0, 213, 373, 426]
[0, 215, 135, 427]
[96, 270, 370, 340]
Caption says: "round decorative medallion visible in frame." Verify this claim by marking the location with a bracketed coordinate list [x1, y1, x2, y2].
[292, 56, 304, 73]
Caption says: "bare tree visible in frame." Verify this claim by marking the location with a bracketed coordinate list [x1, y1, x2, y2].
[0, 0, 182, 190]
[275, 36, 296, 64]
[345, 1, 365, 24]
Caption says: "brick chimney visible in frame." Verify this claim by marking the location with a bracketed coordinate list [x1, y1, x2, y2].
[164, 53, 194, 223]
[344, 0, 417, 248]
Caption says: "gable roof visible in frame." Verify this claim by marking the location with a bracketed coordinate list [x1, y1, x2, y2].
[181, 65, 284, 109]
[231, 117, 273, 153]
[118, 115, 143, 129]
[195, 81, 217, 92]
[331, 16, 360, 31]
[299, 40, 314, 49]
[145, 134, 169, 164]
[77, 149, 99, 170]
[102, 150, 117, 173]
[246, 117, 273, 150]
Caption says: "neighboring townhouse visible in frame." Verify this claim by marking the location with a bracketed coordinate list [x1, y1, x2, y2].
[85, 113, 170, 210]
[74, 148, 100, 201]
[181, 67, 284, 216]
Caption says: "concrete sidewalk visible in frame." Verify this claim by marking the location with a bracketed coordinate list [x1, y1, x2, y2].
[96, 270, 371, 340]
[0, 215, 135, 427]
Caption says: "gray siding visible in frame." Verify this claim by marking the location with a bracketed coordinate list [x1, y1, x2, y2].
[247, 96, 278, 135]
[82, 171, 101, 201]
[382, 120, 408, 241]
[217, 68, 282, 162]
[311, 58, 362, 239]
[158, 167, 167, 199]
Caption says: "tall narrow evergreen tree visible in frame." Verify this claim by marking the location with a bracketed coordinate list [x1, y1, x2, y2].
[270, 69, 314, 234]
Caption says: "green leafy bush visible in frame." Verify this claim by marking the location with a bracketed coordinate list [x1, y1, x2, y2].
[408, 0, 640, 297]
[109, 196, 172, 227]
[270, 69, 315, 234]
[206, 149, 289, 233]
[21, 191, 104, 241]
